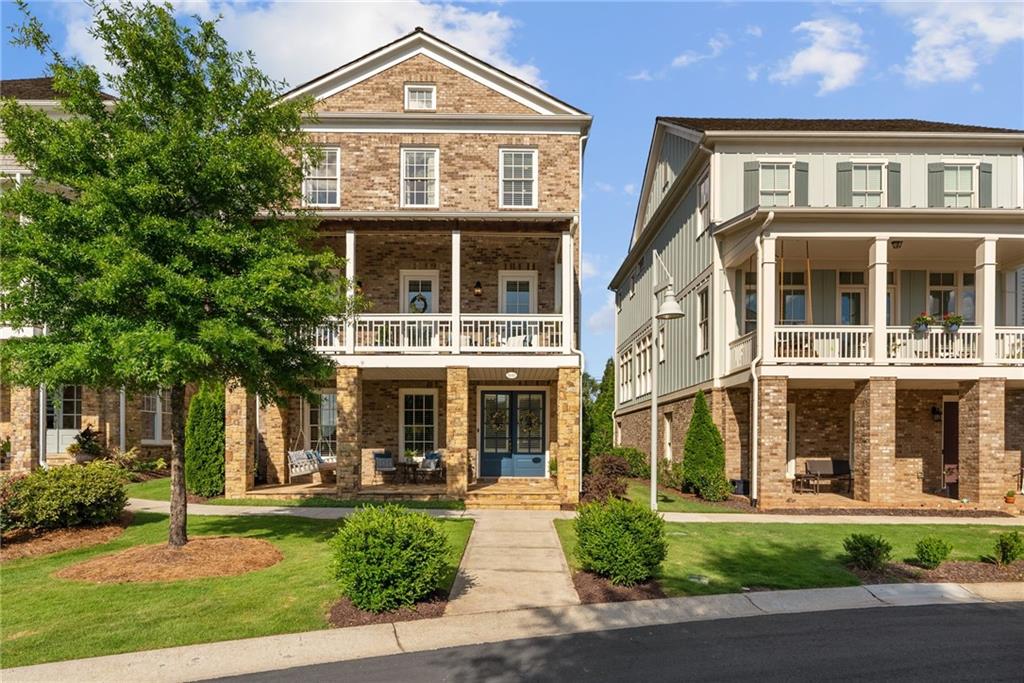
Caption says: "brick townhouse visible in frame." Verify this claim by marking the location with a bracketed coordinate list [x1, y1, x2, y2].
[610, 117, 1024, 509]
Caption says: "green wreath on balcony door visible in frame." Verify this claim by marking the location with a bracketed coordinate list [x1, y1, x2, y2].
[409, 292, 429, 314]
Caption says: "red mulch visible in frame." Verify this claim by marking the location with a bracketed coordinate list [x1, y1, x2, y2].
[851, 560, 1024, 584]
[55, 536, 282, 583]
[328, 591, 448, 628]
[1, 512, 132, 562]
[571, 570, 666, 604]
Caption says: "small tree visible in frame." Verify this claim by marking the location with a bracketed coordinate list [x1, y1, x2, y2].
[184, 380, 225, 498]
[588, 359, 615, 458]
[682, 390, 728, 500]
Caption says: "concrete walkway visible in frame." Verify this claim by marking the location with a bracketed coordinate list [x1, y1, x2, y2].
[444, 510, 578, 615]
[7, 582, 1022, 683]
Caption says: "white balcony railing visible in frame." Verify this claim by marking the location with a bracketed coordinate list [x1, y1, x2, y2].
[887, 326, 980, 364]
[312, 321, 343, 352]
[728, 331, 756, 372]
[354, 314, 452, 352]
[775, 326, 872, 363]
[995, 327, 1024, 363]
[461, 314, 563, 352]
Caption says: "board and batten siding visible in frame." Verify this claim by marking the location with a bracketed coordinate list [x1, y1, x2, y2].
[640, 132, 696, 229]
[716, 143, 1021, 219]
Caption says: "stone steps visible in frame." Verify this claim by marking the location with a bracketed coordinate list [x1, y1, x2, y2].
[464, 479, 562, 510]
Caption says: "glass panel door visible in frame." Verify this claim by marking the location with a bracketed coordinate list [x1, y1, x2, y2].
[480, 391, 545, 477]
[839, 290, 863, 325]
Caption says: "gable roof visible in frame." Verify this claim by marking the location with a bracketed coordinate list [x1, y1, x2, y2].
[281, 27, 588, 117]
[660, 117, 1023, 134]
[1, 77, 116, 101]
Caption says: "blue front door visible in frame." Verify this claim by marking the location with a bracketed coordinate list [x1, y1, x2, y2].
[480, 391, 545, 477]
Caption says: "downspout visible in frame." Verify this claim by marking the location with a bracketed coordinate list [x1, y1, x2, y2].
[119, 388, 126, 453]
[749, 210, 775, 507]
[573, 132, 589, 497]
[38, 384, 47, 468]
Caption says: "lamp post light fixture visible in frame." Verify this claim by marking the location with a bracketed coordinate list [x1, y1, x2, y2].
[649, 249, 684, 512]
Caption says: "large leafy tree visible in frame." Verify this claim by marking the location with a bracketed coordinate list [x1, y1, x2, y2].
[587, 358, 615, 457]
[1, 2, 359, 546]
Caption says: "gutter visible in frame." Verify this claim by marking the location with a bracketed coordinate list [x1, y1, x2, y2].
[749, 210, 775, 507]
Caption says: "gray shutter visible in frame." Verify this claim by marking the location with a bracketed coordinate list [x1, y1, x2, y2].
[979, 162, 992, 207]
[836, 162, 852, 207]
[811, 270, 837, 325]
[900, 270, 926, 325]
[794, 161, 809, 207]
[743, 161, 759, 210]
[927, 163, 945, 208]
[887, 162, 901, 207]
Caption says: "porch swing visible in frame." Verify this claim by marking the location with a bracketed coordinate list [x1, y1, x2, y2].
[286, 398, 337, 482]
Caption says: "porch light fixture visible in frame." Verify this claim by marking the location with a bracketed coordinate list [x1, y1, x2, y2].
[473, 281, 483, 297]
[931, 405, 942, 422]
[890, 240, 903, 250]
[505, 371, 518, 380]
[649, 249, 685, 513]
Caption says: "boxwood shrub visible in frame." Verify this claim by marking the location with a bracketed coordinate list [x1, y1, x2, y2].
[329, 505, 449, 612]
[574, 498, 667, 586]
[914, 536, 952, 569]
[994, 531, 1023, 566]
[843, 533, 893, 571]
[3, 461, 127, 530]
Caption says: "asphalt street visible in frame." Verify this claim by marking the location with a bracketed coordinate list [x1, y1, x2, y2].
[209, 602, 1024, 682]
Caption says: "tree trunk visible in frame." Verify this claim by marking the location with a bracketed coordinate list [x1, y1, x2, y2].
[168, 383, 188, 547]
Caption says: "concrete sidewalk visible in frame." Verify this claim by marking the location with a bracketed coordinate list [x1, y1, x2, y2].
[7, 582, 1022, 683]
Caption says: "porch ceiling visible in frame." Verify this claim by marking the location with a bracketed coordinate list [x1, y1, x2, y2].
[775, 236, 1024, 269]
[358, 366, 561, 382]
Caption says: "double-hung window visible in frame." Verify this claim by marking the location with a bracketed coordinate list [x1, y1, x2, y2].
[401, 148, 439, 207]
[500, 149, 537, 208]
[303, 147, 340, 207]
[619, 350, 633, 402]
[404, 84, 436, 111]
[696, 287, 709, 355]
[759, 163, 791, 207]
[943, 165, 974, 207]
[141, 389, 171, 443]
[401, 389, 437, 455]
[46, 385, 82, 431]
[851, 164, 883, 207]
[780, 272, 807, 324]
[698, 173, 710, 229]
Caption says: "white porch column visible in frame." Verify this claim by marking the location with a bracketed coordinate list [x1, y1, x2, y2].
[451, 229, 461, 354]
[760, 235, 777, 364]
[869, 237, 888, 364]
[344, 229, 356, 354]
[561, 230, 574, 353]
[977, 237, 997, 364]
[711, 243, 726, 383]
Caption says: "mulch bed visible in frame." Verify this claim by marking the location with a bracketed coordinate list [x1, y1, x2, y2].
[1, 512, 132, 562]
[667, 490, 754, 512]
[767, 508, 1014, 518]
[852, 560, 1024, 584]
[328, 591, 448, 627]
[571, 570, 666, 604]
[55, 536, 282, 583]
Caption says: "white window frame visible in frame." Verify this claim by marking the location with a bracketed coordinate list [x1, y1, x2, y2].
[619, 349, 633, 402]
[927, 271, 957, 319]
[758, 160, 794, 207]
[400, 147, 440, 208]
[404, 83, 436, 112]
[886, 270, 898, 326]
[786, 403, 797, 479]
[302, 147, 341, 208]
[744, 270, 758, 335]
[305, 390, 338, 456]
[499, 148, 538, 209]
[657, 326, 666, 364]
[848, 160, 886, 208]
[698, 171, 711, 232]
[696, 286, 709, 356]
[400, 269, 440, 314]
[141, 389, 172, 445]
[836, 271, 867, 326]
[498, 270, 538, 314]
[941, 160, 979, 209]
[399, 388, 438, 456]
[779, 271, 807, 325]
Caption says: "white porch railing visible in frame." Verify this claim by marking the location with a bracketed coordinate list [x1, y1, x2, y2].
[354, 314, 452, 352]
[728, 331, 756, 371]
[312, 321, 343, 352]
[886, 326, 980, 364]
[775, 326, 872, 363]
[995, 327, 1024, 362]
[461, 314, 563, 352]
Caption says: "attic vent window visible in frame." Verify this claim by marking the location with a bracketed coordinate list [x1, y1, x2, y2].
[405, 84, 436, 111]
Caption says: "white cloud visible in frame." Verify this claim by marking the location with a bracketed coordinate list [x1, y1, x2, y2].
[586, 293, 616, 335]
[594, 181, 615, 193]
[623, 183, 637, 196]
[887, 3, 1024, 84]
[672, 32, 730, 68]
[746, 25, 764, 38]
[581, 253, 602, 282]
[627, 69, 655, 81]
[746, 65, 762, 82]
[771, 18, 867, 94]
[58, 1, 541, 89]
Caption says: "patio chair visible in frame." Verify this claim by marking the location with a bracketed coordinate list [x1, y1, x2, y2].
[418, 451, 445, 483]
[373, 451, 397, 482]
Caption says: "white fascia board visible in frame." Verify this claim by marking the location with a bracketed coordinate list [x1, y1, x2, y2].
[305, 210, 575, 221]
[759, 364, 1024, 382]
[629, 125, 665, 248]
[704, 131, 1024, 144]
[330, 354, 580, 369]
[302, 117, 587, 136]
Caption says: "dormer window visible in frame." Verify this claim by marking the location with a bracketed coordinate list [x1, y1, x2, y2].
[303, 147, 340, 207]
[404, 84, 436, 111]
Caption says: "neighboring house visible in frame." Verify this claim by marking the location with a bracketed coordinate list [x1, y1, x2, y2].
[0, 78, 186, 469]
[609, 117, 1024, 509]
[218, 29, 591, 508]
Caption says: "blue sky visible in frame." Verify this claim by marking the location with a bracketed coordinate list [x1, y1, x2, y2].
[3, 1, 1023, 374]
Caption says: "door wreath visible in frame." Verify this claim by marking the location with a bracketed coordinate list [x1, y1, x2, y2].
[409, 292, 429, 313]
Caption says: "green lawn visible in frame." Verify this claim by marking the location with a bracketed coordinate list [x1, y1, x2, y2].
[125, 477, 465, 510]
[1, 513, 473, 668]
[555, 519, 1010, 597]
[624, 479, 744, 514]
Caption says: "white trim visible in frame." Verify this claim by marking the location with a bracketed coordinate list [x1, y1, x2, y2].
[498, 270, 538, 314]
[696, 285, 710, 356]
[301, 146, 341, 208]
[940, 162, 981, 209]
[326, 354, 580, 369]
[301, 120, 586, 135]
[786, 402, 796, 479]
[474, 385, 551, 478]
[400, 147, 440, 208]
[400, 269, 440, 313]
[304, 389, 338, 453]
[849, 160, 887, 209]
[140, 389, 171, 446]
[498, 148, 539, 209]
[398, 388, 439, 455]
[757, 160, 795, 207]
[403, 83, 436, 112]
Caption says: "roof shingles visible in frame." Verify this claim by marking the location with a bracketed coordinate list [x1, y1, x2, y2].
[1, 77, 115, 101]
[659, 116, 1022, 134]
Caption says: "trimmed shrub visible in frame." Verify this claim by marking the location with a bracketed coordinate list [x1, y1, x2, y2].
[5, 462, 127, 530]
[682, 391, 727, 500]
[657, 458, 684, 490]
[581, 472, 627, 503]
[914, 536, 952, 569]
[590, 454, 630, 479]
[609, 447, 649, 478]
[330, 504, 449, 612]
[843, 533, 893, 571]
[0, 473, 27, 532]
[994, 531, 1023, 566]
[185, 380, 225, 498]
[574, 498, 667, 585]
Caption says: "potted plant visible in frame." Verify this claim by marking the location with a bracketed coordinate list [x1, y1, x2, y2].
[942, 313, 965, 334]
[911, 313, 935, 334]
[1006, 490, 1018, 505]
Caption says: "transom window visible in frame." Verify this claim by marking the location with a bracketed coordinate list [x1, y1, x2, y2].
[780, 271, 806, 324]
[759, 163, 791, 207]
[401, 148, 439, 207]
[500, 149, 537, 208]
[141, 389, 172, 443]
[401, 390, 436, 455]
[839, 271, 866, 286]
[308, 392, 337, 456]
[696, 287, 709, 355]
[943, 165, 974, 208]
[303, 147, 340, 207]
[404, 84, 436, 111]
[46, 385, 82, 431]
[851, 164, 883, 208]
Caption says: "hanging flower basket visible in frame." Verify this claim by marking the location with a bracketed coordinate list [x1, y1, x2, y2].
[911, 313, 934, 334]
[942, 313, 965, 334]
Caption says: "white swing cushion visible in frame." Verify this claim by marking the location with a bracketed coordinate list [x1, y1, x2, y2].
[288, 450, 319, 477]
[314, 449, 337, 465]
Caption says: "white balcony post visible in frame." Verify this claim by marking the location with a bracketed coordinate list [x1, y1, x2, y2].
[760, 236, 777, 364]
[977, 237, 997, 364]
[451, 230, 461, 354]
[561, 230, 574, 353]
[711, 245, 726, 382]
[344, 229, 356, 354]
[869, 237, 888, 364]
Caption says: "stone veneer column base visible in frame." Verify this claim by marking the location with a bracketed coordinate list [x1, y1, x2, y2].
[852, 377, 897, 504]
[335, 367, 362, 494]
[556, 367, 581, 505]
[7, 384, 40, 472]
[224, 385, 256, 498]
[445, 367, 469, 497]
[755, 376, 788, 506]
[958, 378, 1008, 507]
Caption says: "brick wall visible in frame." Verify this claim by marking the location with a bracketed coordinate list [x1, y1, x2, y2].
[556, 367, 581, 504]
[224, 385, 255, 498]
[335, 367, 362, 493]
[958, 378, 1008, 506]
[852, 378, 897, 504]
[360, 379, 448, 486]
[756, 377, 790, 505]
[895, 390, 944, 493]
[790, 389, 852, 473]
[1006, 390, 1024, 481]
[445, 367, 469, 496]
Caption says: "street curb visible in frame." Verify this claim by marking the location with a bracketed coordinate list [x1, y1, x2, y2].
[6, 582, 1022, 682]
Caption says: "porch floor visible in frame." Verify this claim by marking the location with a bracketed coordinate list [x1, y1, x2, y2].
[770, 488, 1018, 513]
[245, 480, 448, 501]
